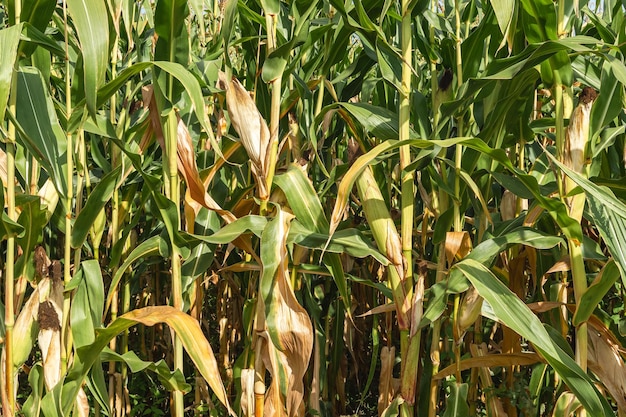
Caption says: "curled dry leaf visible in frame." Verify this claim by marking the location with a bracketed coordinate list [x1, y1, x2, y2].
[240, 368, 255, 417]
[444, 231, 472, 267]
[217, 72, 271, 199]
[258, 210, 313, 417]
[141, 85, 237, 224]
[587, 323, 626, 412]
[378, 346, 396, 416]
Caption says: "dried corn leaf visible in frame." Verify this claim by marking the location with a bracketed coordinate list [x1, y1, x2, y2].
[141, 86, 237, 223]
[217, 72, 270, 199]
[444, 231, 472, 266]
[258, 209, 313, 417]
[378, 346, 396, 416]
[240, 368, 255, 417]
[587, 324, 626, 411]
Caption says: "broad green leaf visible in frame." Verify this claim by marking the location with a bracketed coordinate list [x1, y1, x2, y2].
[590, 61, 622, 141]
[185, 215, 267, 244]
[71, 260, 105, 348]
[456, 259, 613, 416]
[422, 228, 562, 326]
[573, 260, 620, 325]
[490, 0, 515, 38]
[14, 67, 67, 197]
[0, 177, 24, 242]
[181, 207, 219, 279]
[442, 383, 469, 417]
[14, 196, 47, 280]
[154, 0, 190, 100]
[274, 166, 354, 317]
[105, 235, 164, 314]
[71, 166, 121, 249]
[67, 0, 109, 118]
[100, 349, 190, 392]
[274, 165, 329, 233]
[288, 221, 388, 265]
[22, 363, 44, 417]
[0, 24, 22, 122]
[42, 307, 235, 416]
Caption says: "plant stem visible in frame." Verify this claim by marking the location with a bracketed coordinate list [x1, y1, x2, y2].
[399, 0, 418, 412]
[453, 0, 463, 233]
[4, 7, 19, 405]
[165, 112, 184, 417]
[61, 0, 74, 378]
[263, 12, 281, 201]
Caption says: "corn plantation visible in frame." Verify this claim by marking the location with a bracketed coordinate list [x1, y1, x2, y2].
[0, 0, 625, 416]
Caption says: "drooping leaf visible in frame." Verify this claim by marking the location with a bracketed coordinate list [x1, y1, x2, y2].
[456, 259, 614, 416]
[71, 166, 121, 249]
[259, 209, 313, 417]
[42, 307, 235, 416]
[100, 349, 190, 393]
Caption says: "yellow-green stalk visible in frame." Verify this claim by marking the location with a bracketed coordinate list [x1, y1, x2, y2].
[562, 87, 596, 377]
[164, 112, 184, 417]
[4, 0, 21, 411]
[61, 0, 74, 378]
[399, 0, 419, 411]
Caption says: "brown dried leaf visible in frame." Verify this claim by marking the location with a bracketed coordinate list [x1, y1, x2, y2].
[444, 231, 472, 266]
[240, 369, 255, 417]
[587, 323, 626, 411]
[217, 72, 270, 199]
[258, 210, 313, 417]
[378, 346, 396, 416]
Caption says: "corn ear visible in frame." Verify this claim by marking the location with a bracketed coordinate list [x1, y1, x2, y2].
[355, 165, 409, 328]
[456, 286, 483, 337]
[564, 87, 596, 175]
[37, 275, 63, 391]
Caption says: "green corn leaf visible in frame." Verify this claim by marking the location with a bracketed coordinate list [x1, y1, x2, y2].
[14, 67, 67, 197]
[66, 0, 109, 118]
[0, 24, 22, 122]
[100, 349, 190, 392]
[442, 383, 469, 417]
[573, 260, 620, 326]
[105, 235, 164, 314]
[455, 259, 613, 416]
[71, 166, 121, 249]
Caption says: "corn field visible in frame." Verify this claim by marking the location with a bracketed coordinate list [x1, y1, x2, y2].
[0, 0, 625, 416]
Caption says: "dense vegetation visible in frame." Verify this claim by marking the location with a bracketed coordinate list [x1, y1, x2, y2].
[0, 0, 625, 416]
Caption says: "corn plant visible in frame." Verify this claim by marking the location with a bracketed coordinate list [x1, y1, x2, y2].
[0, 0, 626, 416]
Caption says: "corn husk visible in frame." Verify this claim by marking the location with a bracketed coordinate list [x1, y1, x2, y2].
[355, 166, 408, 328]
[564, 87, 596, 174]
[37, 274, 64, 391]
[456, 286, 483, 337]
